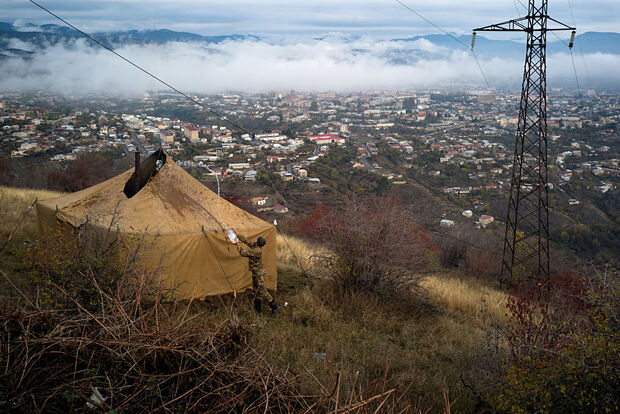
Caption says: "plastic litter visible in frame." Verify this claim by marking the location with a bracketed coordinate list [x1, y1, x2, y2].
[226, 227, 238, 244]
[86, 387, 106, 409]
[314, 352, 327, 358]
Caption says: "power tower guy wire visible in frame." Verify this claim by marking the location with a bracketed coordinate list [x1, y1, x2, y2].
[26, 0, 253, 137]
[394, 0, 491, 89]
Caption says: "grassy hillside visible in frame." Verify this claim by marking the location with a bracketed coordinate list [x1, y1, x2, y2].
[0, 186, 63, 235]
[0, 186, 509, 412]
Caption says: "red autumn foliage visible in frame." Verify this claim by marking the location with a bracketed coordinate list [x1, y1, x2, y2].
[290, 197, 430, 294]
[505, 272, 590, 358]
[47, 153, 112, 192]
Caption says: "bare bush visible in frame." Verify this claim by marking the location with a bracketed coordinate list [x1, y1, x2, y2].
[2, 206, 448, 413]
[436, 227, 502, 280]
[304, 197, 428, 295]
[439, 236, 467, 268]
[0, 271, 315, 413]
[46, 152, 114, 192]
[464, 268, 620, 413]
[24, 210, 148, 310]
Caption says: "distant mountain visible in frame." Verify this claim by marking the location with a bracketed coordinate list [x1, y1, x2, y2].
[393, 32, 620, 58]
[0, 22, 16, 32]
[568, 32, 620, 55]
[97, 29, 259, 45]
[0, 22, 260, 54]
[0, 21, 618, 66]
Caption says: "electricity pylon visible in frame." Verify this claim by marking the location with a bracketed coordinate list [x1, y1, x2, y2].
[473, 1, 575, 283]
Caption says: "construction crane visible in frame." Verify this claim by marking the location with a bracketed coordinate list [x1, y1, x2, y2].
[472, 1, 575, 284]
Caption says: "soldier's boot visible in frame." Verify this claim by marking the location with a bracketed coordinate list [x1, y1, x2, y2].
[254, 299, 262, 313]
[269, 301, 280, 317]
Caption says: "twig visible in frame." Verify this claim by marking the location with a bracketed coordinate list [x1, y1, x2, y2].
[0, 198, 37, 253]
[0, 270, 37, 308]
[48, 281, 119, 341]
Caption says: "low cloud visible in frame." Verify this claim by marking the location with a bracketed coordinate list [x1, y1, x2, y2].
[1, 36, 618, 94]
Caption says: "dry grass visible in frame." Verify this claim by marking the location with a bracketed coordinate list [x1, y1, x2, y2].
[422, 273, 508, 323]
[0, 185, 63, 203]
[276, 234, 508, 323]
[276, 232, 329, 271]
[1, 187, 510, 412]
[0, 186, 63, 238]
[248, 281, 492, 412]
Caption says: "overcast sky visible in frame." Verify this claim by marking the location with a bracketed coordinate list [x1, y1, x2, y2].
[2, 1, 618, 94]
[4, 0, 619, 38]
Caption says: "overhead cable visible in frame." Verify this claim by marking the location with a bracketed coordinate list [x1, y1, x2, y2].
[394, 0, 491, 89]
[546, 29, 585, 106]
[26, 0, 253, 136]
[513, 0, 522, 17]
[569, 48, 585, 107]
[514, 0, 587, 103]
[567, 0, 592, 89]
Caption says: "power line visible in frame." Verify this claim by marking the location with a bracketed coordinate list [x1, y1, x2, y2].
[394, 0, 491, 89]
[513, 0, 585, 106]
[567, 0, 592, 89]
[546, 30, 585, 107]
[569, 48, 585, 107]
[26, 0, 253, 136]
[513, 0, 523, 17]
[562, 0, 586, 105]
[514, 0, 528, 13]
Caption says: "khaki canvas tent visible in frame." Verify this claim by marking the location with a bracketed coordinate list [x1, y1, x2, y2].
[36, 149, 276, 300]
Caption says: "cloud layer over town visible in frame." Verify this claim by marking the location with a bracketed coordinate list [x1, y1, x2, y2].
[1, 36, 618, 94]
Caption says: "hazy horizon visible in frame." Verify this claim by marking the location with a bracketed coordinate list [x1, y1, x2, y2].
[1, 0, 618, 95]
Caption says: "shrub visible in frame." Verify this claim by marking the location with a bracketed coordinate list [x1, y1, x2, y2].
[439, 237, 467, 268]
[0, 274, 312, 413]
[436, 227, 502, 280]
[493, 270, 619, 413]
[46, 152, 113, 192]
[298, 197, 428, 295]
[24, 212, 147, 310]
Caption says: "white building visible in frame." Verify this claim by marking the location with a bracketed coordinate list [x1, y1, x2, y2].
[440, 219, 455, 228]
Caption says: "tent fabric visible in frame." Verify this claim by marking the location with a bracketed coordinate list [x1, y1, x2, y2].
[36, 150, 277, 299]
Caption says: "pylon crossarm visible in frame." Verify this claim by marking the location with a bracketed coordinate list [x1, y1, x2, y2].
[546, 17, 575, 31]
[476, 19, 574, 33]
[474, 17, 529, 32]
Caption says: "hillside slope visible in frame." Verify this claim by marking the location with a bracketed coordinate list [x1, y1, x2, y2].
[0, 185, 507, 412]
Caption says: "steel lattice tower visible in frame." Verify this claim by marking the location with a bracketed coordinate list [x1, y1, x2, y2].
[473, 1, 575, 283]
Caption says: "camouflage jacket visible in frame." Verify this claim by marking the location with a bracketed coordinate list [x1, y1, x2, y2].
[237, 234, 265, 275]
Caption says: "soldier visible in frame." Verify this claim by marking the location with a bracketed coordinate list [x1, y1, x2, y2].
[235, 233, 280, 316]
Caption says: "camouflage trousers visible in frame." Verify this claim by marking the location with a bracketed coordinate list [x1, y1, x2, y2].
[252, 270, 273, 302]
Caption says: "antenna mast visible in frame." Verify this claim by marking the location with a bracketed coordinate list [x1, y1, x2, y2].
[473, 1, 575, 283]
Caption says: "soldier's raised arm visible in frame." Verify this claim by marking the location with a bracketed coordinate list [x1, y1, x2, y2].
[237, 234, 254, 247]
[237, 244, 251, 257]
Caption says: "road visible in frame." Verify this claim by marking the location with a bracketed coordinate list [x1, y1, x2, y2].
[129, 130, 148, 156]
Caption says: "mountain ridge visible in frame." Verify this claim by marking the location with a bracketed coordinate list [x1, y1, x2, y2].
[1, 22, 618, 64]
